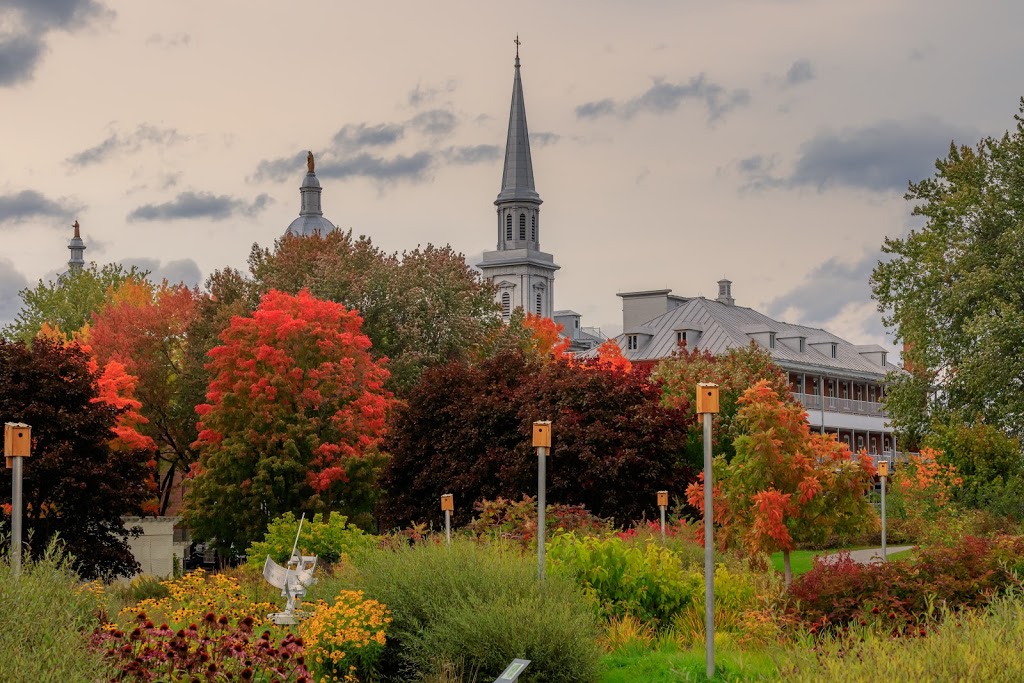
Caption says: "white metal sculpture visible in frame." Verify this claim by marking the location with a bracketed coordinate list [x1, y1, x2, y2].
[262, 513, 318, 626]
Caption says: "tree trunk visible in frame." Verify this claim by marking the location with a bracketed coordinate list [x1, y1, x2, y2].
[783, 549, 793, 588]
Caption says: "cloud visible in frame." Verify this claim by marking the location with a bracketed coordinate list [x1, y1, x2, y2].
[530, 132, 561, 147]
[120, 257, 202, 287]
[407, 80, 457, 108]
[0, 0, 112, 87]
[442, 145, 501, 165]
[784, 58, 815, 86]
[333, 122, 404, 150]
[741, 118, 976, 193]
[317, 152, 433, 182]
[0, 34, 46, 86]
[410, 109, 458, 137]
[0, 190, 78, 226]
[0, 258, 30, 327]
[575, 74, 750, 123]
[126, 191, 272, 222]
[66, 124, 186, 167]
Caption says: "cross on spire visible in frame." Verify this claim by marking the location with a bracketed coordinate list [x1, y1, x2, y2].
[514, 35, 521, 60]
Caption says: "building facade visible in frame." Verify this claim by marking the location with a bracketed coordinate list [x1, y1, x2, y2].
[477, 51, 559, 320]
[613, 280, 899, 460]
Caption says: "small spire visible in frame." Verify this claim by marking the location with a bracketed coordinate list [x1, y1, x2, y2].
[495, 40, 539, 204]
[67, 219, 86, 273]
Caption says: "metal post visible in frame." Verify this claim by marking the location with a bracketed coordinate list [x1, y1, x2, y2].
[537, 445, 547, 581]
[12, 455, 23, 576]
[445, 510, 451, 547]
[659, 505, 666, 542]
[881, 474, 887, 561]
[703, 411, 714, 680]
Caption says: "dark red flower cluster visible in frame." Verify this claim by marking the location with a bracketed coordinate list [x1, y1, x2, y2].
[91, 612, 310, 682]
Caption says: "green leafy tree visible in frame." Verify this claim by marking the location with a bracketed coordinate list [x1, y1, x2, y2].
[245, 511, 372, 567]
[654, 343, 792, 461]
[184, 289, 393, 554]
[3, 263, 148, 342]
[248, 231, 499, 392]
[0, 338, 151, 580]
[872, 100, 1024, 441]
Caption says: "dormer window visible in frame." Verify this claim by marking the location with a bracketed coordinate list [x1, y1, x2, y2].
[627, 335, 638, 350]
[769, 333, 776, 349]
[799, 338, 806, 353]
[831, 343, 838, 359]
[881, 352, 888, 366]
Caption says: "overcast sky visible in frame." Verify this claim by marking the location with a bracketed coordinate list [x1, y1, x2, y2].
[2, 0, 1021, 351]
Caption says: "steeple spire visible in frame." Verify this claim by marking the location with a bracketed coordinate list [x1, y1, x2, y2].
[496, 40, 540, 204]
[285, 151, 337, 237]
[67, 220, 86, 272]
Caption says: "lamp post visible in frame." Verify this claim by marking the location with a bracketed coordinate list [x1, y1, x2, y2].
[657, 490, 668, 541]
[696, 384, 719, 680]
[533, 421, 551, 581]
[441, 494, 454, 547]
[5, 423, 32, 577]
[878, 460, 888, 561]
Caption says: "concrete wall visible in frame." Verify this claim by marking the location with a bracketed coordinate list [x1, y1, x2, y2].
[123, 516, 180, 578]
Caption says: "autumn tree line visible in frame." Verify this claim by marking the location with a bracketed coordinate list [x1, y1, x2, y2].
[5, 100, 1024, 579]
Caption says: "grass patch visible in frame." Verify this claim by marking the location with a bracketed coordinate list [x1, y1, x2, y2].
[768, 550, 825, 577]
[886, 546, 916, 562]
[601, 641, 779, 682]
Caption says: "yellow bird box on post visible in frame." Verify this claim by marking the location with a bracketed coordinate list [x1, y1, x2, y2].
[5, 422, 31, 468]
[877, 461, 889, 478]
[696, 383, 720, 414]
[532, 421, 552, 449]
[657, 490, 669, 507]
[440, 494, 454, 512]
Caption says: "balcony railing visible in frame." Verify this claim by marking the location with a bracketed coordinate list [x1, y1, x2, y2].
[791, 392, 887, 417]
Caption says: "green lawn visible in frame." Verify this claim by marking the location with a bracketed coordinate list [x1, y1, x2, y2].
[769, 545, 917, 577]
[601, 643, 779, 682]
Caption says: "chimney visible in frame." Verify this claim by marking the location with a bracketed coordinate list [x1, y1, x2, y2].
[717, 279, 734, 306]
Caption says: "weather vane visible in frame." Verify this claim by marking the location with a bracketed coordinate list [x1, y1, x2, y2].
[514, 35, 521, 59]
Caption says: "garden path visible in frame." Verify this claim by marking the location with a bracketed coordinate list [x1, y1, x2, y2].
[824, 546, 914, 565]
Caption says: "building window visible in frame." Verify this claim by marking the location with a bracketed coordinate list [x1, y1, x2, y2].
[627, 335, 638, 350]
[831, 343, 838, 359]
[535, 291, 542, 315]
[799, 338, 806, 352]
[501, 291, 511, 319]
[531, 214, 537, 241]
[677, 332, 684, 346]
[769, 333, 776, 349]
[505, 213, 512, 240]
[519, 213, 527, 240]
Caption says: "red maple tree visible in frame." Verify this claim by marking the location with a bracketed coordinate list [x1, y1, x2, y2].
[184, 289, 393, 552]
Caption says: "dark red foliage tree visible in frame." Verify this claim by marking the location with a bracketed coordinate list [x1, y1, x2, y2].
[379, 350, 696, 530]
[0, 338, 151, 580]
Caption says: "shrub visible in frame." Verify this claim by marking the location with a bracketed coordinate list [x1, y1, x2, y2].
[465, 496, 610, 547]
[787, 535, 1024, 633]
[91, 613, 310, 682]
[0, 540, 114, 681]
[352, 538, 603, 682]
[302, 590, 391, 682]
[119, 568, 277, 629]
[247, 511, 374, 568]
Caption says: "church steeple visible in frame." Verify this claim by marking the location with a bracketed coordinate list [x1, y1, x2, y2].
[285, 151, 337, 237]
[478, 39, 559, 321]
[496, 37, 540, 205]
[67, 220, 86, 272]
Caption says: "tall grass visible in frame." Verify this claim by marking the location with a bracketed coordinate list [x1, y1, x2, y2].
[351, 538, 604, 682]
[0, 538, 113, 682]
[780, 594, 1024, 681]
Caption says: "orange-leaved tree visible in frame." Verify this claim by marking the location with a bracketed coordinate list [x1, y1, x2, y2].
[88, 280, 198, 514]
[687, 380, 877, 586]
[184, 289, 393, 553]
[523, 313, 572, 360]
